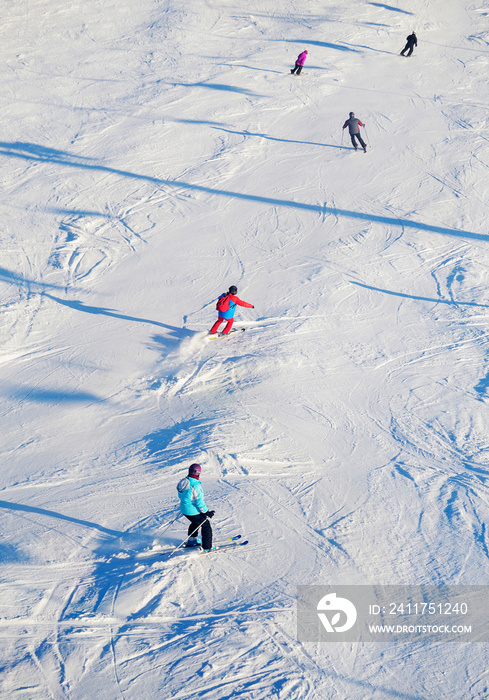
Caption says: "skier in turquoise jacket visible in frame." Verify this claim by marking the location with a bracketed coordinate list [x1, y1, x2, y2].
[209, 285, 254, 335]
[177, 463, 215, 550]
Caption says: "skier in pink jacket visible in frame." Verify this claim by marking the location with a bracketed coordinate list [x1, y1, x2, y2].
[291, 50, 308, 75]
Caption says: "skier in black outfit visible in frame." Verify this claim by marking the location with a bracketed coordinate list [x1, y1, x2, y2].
[400, 32, 417, 57]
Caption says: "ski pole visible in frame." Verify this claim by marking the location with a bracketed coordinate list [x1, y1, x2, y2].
[364, 126, 370, 147]
[158, 511, 182, 537]
[168, 516, 209, 558]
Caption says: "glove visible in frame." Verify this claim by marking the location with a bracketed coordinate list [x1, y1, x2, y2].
[252, 305, 254, 308]
[206, 510, 215, 519]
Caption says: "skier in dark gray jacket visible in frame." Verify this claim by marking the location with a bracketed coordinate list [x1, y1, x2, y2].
[342, 112, 367, 152]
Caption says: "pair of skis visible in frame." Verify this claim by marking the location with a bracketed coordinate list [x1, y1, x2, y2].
[135, 534, 249, 561]
[207, 328, 246, 341]
[180, 534, 249, 556]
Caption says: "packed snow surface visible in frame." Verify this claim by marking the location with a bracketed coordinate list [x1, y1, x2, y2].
[1, 0, 489, 697]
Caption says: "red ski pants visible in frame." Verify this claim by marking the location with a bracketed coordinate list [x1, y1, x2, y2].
[210, 317, 234, 334]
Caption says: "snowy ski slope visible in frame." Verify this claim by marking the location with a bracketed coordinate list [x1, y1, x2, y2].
[1, 0, 489, 697]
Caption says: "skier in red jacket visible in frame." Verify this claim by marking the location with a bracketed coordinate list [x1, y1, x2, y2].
[209, 285, 254, 335]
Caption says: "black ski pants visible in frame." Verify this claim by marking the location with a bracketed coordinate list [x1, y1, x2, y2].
[401, 43, 415, 57]
[185, 513, 212, 549]
[350, 132, 366, 149]
[291, 63, 303, 75]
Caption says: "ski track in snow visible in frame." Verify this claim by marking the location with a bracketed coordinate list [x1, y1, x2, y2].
[1, 0, 489, 697]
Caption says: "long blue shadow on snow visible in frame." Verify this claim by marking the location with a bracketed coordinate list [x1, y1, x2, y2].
[281, 38, 360, 53]
[46, 206, 111, 218]
[172, 82, 262, 97]
[223, 63, 283, 74]
[43, 293, 193, 337]
[368, 2, 414, 14]
[0, 141, 96, 162]
[11, 386, 101, 404]
[351, 281, 489, 308]
[0, 265, 67, 291]
[0, 500, 123, 537]
[213, 126, 351, 150]
[166, 117, 227, 126]
[0, 141, 486, 244]
[341, 42, 396, 56]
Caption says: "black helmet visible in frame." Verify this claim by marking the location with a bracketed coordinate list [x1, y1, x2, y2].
[349, 112, 354, 117]
[228, 285, 237, 294]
